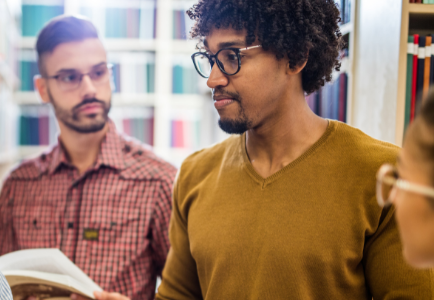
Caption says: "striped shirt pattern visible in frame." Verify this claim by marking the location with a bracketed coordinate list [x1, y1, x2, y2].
[0, 120, 177, 300]
[0, 272, 12, 300]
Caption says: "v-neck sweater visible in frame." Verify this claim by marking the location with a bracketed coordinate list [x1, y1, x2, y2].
[157, 120, 433, 300]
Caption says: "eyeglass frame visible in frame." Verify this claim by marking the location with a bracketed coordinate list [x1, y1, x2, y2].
[43, 63, 114, 91]
[376, 163, 434, 207]
[191, 45, 262, 78]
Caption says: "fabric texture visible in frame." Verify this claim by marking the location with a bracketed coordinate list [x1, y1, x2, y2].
[0, 120, 177, 300]
[156, 120, 434, 300]
[0, 272, 12, 300]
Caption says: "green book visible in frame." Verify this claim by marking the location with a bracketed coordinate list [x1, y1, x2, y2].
[404, 35, 414, 134]
[423, 0, 430, 3]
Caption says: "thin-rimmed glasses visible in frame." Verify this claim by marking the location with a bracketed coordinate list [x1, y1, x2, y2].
[191, 45, 262, 78]
[376, 163, 434, 207]
[45, 63, 113, 91]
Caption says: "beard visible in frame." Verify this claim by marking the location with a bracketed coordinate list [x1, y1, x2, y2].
[48, 88, 111, 134]
[214, 88, 252, 135]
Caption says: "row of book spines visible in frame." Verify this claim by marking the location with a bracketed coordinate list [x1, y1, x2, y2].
[19, 115, 53, 146]
[410, 0, 434, 3]
[306, 72, 348, 122]
[172, 66, 199, 94]
[171, 119, 201, 149]
[337, 0, 351, 24]
[111, 63, 155, 94]
[404, 34, 434, 132]
[122, 118, 154, 146]
[173, 10, 188, 40]
[22, 5, 156, 38]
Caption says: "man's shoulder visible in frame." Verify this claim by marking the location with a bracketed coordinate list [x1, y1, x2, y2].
[333, 121, 400, 166]
[179, 135, 240, 178]
[118, 134, 177, 183]
[7, 145, 58, 181]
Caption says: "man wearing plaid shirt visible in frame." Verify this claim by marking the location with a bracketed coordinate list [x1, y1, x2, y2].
[0, 16, 176, 300]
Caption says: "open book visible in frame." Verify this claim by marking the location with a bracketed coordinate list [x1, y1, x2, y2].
[0, 249, 102, 300]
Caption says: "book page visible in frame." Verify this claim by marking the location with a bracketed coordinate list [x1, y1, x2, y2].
[5, 270, 94, 299]
[0, 249, 102, 292]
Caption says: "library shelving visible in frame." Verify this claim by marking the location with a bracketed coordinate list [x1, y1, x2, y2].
[307, 0, 356, 124]
[2, 0, 357, 174]
[9, 0, 219, 168]
[0, 0, 20, 181]
[397, 0, 434, 145]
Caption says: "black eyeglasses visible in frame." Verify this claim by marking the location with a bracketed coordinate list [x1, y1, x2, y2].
[45, 63, 113, 91]
[191, 45, 262, 78]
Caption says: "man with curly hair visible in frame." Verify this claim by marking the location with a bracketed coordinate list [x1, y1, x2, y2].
[156, 0, 434, 299]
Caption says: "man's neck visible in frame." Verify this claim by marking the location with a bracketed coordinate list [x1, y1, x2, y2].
[58, 122, 109, 175]
[245, 94, 328, 179]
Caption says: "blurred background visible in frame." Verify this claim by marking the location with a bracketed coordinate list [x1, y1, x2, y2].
[3, 0, 420, 181]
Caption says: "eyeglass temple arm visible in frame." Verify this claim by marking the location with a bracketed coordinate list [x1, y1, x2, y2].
[239, 45, 262, 52]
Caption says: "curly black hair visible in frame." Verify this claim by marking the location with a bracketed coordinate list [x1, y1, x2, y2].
[187, 0, 343, 94]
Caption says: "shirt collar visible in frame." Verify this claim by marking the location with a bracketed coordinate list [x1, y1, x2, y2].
[48, 119, 126, 175]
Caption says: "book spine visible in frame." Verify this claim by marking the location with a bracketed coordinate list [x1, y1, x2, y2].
[411, 34, 419, 121]
[416, 36, 426, 117]
[405, 36, 414, 131]
[431, 34, 434, 85]
[424, 36, 432, 100]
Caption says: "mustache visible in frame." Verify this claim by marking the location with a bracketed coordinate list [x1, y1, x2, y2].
[212, 88, 242, 102]
[73, 98, 106, 112]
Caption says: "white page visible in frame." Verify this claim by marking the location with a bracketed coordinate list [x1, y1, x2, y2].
[0, 249, 102, 292]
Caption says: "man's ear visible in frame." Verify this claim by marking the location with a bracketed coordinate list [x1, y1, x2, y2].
[34, 75, 50, 104]
[286, 59, 308, 76]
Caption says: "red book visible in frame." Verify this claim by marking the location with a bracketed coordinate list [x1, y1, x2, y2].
[39, 116, 49, 145]
[149, 117, 154, 146]
[410, 0, 415, 3]
[415, 0, 422, 3]
[411, 34, 419, 121]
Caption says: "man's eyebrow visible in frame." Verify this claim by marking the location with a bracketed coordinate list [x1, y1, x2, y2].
[55, 62, 106, 74]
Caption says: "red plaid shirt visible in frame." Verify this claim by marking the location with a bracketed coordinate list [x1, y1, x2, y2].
[0, 120, 177, 300]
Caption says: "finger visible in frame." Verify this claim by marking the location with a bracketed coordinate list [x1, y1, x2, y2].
[70, 293, 92, 300]
[93, 291, 130, 300]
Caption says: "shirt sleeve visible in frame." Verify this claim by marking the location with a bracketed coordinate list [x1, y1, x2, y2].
[150, 179, 174, 275]
[155, 172, 202, 300]
[363, 199, 434, 299]
[0, 271, 12, 300]
[0, 178, 17, 256]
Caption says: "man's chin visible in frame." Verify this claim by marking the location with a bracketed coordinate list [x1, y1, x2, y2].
[218, 118, 249, 135]
[63, 119, 107, 134]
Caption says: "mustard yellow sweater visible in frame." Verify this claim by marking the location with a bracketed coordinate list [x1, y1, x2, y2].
[157, 121, 433, 299]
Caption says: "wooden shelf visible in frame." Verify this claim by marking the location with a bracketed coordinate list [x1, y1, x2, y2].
[408, 3, 434, 15]
[112, 93, 155, 106]
[20, 37, 197, 54]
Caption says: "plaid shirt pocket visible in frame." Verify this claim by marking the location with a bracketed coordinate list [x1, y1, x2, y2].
[13, 202, 57, 249]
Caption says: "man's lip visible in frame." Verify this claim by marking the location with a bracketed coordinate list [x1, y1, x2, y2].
[77, 103, 103, 112]
[213, 95, 236, 101]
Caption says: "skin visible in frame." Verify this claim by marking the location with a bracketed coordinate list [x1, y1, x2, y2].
[205, 27, 328, 178]
[33, 38, 130, 300]
[391, 118, 434, 268]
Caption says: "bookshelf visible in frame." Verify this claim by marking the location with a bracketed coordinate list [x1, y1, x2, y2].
[397, 1, 434, 145]
[0, 0, 20, 180]
[306, 0, 356, 124]
[5, 0, 224, 168]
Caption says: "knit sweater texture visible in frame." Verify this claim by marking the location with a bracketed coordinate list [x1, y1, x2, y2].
[156, 120, 433, 299]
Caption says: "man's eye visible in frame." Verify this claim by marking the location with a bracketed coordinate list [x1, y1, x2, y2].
[227, 54, 237, 61]
[60, 74, 77, 82]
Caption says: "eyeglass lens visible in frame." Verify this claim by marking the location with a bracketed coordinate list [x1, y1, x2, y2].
[193, 49, 239, 78]
[56, 65, 111, 91]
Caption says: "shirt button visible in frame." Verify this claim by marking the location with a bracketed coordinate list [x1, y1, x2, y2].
[67, 222, 74, 229]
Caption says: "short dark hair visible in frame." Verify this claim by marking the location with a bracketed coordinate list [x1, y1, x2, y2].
[187, 0, 343, 94]
[36, 15, 99, 76]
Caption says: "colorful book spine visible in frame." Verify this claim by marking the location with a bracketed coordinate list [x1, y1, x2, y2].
[416, 36, 426, 116]
[172, 64, 199, 94]
[19, 105, 56, 146]
[411, 34, 419, 121]
[424, 36, 432, 99]
[22, 4, 64, 37]
[405, 36, 414, 132]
